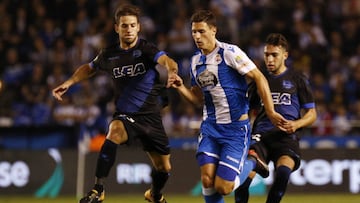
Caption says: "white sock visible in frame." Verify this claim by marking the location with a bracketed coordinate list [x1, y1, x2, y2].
[232, 175, 240, 191]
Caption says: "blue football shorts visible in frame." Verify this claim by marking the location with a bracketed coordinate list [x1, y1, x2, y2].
[196, 119, 251, 181]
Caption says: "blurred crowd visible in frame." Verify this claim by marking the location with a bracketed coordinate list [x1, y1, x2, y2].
[0, 0, 359, 138]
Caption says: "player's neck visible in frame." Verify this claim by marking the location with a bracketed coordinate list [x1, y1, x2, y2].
[273, 66, 287, 76]
[120, 37, 138, 50]
[199, 38, 216, 55]
[201, 43, 216, 55]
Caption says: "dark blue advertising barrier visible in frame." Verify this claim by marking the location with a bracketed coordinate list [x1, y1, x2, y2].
[1, 147, 360, 196]
[2, 125, 360, 150]
[0, 126, 79, 149]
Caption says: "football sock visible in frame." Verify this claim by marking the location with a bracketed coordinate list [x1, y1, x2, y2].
[150, 168, 169, 199]
[234, 177, 252, 203]
[266, 165, 292, 203]
[203, 187, 224, 203]
[233, 175, 240, 191]
[95, 139, 117, 178]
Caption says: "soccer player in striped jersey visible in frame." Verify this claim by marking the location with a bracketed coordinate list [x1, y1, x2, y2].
[234, 33, 317, 203]
[52, 4, 178, 203]
[170, 10, 287, 203]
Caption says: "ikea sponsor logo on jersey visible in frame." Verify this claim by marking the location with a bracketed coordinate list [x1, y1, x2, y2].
[113, 63, 146, 78]
[271, 92, 291, 105]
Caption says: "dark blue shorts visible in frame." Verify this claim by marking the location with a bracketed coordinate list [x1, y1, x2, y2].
[251, 130, 301, 171]
[112, 113, 170, 155]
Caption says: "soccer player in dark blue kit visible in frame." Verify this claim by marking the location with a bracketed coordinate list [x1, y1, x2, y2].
[52, 4, 178, 203]
[234, 33, 317, 203]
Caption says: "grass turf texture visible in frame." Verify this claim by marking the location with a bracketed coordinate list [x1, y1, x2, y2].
[0, 194, 359, 203]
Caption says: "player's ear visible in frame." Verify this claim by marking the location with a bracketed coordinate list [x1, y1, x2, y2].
[211, 26, 217, 36]
[114, 23, 119, 34]
[283, 51, 288, 60]
[137, 22, 141, 32]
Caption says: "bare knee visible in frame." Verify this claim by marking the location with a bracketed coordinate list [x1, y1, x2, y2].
[215, 183, 233, 195]
[155, 163, 171, 173]
[107, 121, 127, 144]
[148, 153, 171, 173]
[214, 177, 234, 195]
[201, 174, 214, 188]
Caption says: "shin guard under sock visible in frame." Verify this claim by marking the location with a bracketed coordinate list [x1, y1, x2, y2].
[266, 165, 292, 203]
[95, 139, 117, 178]
[234, 177, 252, 203]
[151, 168, 170, 199]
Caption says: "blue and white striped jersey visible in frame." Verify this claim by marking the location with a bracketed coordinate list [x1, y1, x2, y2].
[190, 40, 257, 124]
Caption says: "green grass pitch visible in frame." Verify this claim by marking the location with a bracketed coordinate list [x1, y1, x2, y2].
[0, 194, 359, 203]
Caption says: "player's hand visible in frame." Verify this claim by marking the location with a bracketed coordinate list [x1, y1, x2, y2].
[282, 120, 299, 134]
[52, 84, 69, 101]
[167, 73, 183, 88]
[268, 111, 288, 132]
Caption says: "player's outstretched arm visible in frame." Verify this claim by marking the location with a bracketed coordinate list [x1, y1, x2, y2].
[171, 74, 203, 108]
[247, 68, 288, 130]
[157, 55, 179, 88]
[284, 108, 317, 134]
[52, 64, 95, 101]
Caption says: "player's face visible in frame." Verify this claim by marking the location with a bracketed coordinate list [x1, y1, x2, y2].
[191, 22, 217, 55]
[115, 15, 140, 48]
[263, 45, 288, 75]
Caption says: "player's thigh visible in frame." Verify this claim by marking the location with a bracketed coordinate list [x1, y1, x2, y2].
[272, 134, 301, 170]
[146, 151, 171, 172]
[214, 175, 235, 195]
[217, 127, 250, 180]
[275, 155, 295, 170]
[106, 120, 128, 144]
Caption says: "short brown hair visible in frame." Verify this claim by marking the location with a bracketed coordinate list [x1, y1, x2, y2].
[114, 4, 141, 24]
[190, 10, 217, 28]
[265, 33, 289, 51]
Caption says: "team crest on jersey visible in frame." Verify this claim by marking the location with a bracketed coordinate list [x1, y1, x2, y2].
[282, 80, 294, 89]
[215, 54, 222, 64]
[133, 50, 142, 58]
[197, 69, 218, 90]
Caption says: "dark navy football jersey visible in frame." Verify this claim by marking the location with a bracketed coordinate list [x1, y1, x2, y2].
[89, 39, 167, 115]
[249, 68, 316, 133]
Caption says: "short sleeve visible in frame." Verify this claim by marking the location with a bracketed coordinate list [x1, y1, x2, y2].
[223, 45, 257, 75]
